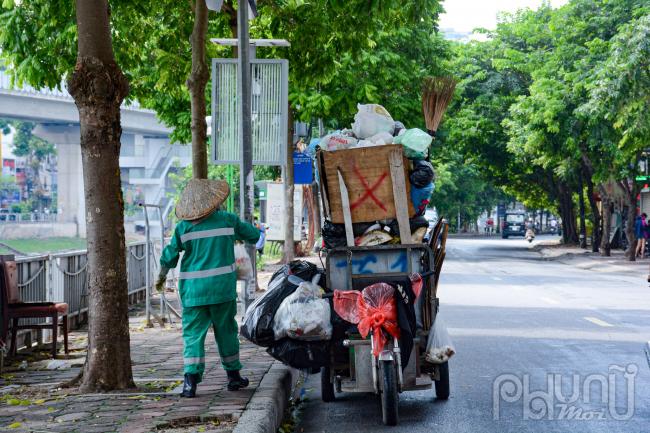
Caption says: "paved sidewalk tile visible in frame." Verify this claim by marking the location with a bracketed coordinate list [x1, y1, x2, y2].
[0, 301, 275, 433]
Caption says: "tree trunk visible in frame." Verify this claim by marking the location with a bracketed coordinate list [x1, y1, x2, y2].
[558, 182, 579, 244]
[578, 173, 587, 249]
[187, 0, 209, 179]
[620, 179, 638, 262]
[585, 177, 600, 253]
[599, 186, 612, 257]
[312, 180, 322, 239]
[68, 0, 134, 392]
[283, 106, 295, 263]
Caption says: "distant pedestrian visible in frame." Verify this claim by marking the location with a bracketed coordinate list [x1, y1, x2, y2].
[635, 213, 647, 258]
[254, 217, 266, 258]
[486, 217, 494, 236]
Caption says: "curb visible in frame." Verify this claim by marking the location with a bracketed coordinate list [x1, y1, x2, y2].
[233, 362, 298, 433]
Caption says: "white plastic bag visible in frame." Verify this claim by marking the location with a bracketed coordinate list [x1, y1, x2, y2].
[367, 131, 394, 145]
[351, 104, 395, 139]
[425, 312, 455, 364]
[235, 244, 253, 280]
[322, 132, 358, 150]
[273, 281, 333, 341]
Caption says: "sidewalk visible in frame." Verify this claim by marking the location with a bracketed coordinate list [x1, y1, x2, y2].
[531, 240, 649, 277]
[0, 296, 283, 433]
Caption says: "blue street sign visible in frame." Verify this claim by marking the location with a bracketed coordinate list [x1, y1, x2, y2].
[293, 152, 313, 185]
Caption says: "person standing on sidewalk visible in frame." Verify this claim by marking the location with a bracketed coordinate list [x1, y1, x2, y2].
[635, 213, 646, 258]
[156, 179, 260, 398]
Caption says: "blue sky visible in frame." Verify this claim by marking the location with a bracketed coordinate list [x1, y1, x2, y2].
[439, 0, 568, 34]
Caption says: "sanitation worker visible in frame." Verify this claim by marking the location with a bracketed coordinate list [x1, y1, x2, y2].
[156, 179, 260, 398]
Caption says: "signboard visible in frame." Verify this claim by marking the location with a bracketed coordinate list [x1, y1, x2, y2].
[293, 152, 313, 185]
[265, 183, 302, 241]
[211, 59, 289, 166]
[497, 203, 506, 218]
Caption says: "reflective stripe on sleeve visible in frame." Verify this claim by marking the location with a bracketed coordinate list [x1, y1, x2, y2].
[180, 227, 235, 243]
[179, 264, 236, 280]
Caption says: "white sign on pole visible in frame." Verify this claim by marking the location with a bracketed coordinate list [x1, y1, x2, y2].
[266, 183, 302, 242]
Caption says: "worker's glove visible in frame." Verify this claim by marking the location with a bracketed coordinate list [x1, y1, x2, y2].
[156, 267, 170, 293]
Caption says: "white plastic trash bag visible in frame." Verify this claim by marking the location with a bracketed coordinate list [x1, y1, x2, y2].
[273, 281, 333, 341]
[352, 104, 395, 139]
[235, 244, 254, 280]
[367, 131, 394, 145]
[322, 132, 358, 151]
[425, 312, 455, 364]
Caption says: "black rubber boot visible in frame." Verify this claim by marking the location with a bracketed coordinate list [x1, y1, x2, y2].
[227, 370, 249, 391]
[180, 373, 199, 398]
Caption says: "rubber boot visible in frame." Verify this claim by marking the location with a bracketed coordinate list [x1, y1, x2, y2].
[227, 370, 249, 391]
[180, 373, 199, 398]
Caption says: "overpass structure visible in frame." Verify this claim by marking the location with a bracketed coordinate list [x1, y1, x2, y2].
[0, 70, 190, 233]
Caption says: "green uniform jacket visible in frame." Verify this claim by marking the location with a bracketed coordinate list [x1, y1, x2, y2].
[160, 210, 260, 308]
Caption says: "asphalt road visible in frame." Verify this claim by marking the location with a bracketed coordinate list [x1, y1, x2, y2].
[295, 235, 650, 433]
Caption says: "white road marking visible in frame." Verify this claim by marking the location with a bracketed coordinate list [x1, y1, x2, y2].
[583, 316, 614, 327]
[540, 296, 560, 305]
[492, 276, 502, 281]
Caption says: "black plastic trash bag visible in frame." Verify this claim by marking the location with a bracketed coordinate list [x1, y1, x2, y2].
[241, 260, 319, 347]
[409, 160, 435, 188]
[322, 220, 375, 249]
[388, 216, 429, 235]
[267, 338, 330, 372]
[322, 220, 347, 249]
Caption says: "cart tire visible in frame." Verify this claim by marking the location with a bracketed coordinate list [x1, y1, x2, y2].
[320, 367, 335, 402]
[380, 360, 399, 426]
[435, 361, 450, 400]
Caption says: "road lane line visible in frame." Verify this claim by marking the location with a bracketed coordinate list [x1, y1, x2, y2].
[540, 296, 560, 305]
[584, 316, 614, 327]
[492, 276, 502, 281]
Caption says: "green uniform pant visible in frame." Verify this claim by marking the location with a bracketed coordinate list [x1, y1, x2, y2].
[182, 300, 241, 381]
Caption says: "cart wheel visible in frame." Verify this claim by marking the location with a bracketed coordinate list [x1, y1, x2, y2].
[380, 360, 399, 426]
[320, 367, 335, 402]
[435, 361, 450, 400]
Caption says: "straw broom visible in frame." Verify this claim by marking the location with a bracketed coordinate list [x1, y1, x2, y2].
[422, 76, 457, 137]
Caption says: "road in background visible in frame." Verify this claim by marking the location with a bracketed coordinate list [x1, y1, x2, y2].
[296, 235, 650, 433]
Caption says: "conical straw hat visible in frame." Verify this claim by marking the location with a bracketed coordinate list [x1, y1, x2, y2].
[175, 179, 230, 221]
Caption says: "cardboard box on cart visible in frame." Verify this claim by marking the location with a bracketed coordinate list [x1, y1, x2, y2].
[316, 144, 415, 225]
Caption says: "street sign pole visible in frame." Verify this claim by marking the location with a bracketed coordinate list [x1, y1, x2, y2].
[238, 0, 256, 310]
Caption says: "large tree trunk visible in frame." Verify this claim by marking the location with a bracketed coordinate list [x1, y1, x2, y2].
[558, 182, 579, 244]
[68, 0, 134, 392]
[578, 173, 587, 248]
[584, 174, 600, 253]
[187, 0, 209, 179]
[599, 186, 612, 257]
[283, 106, 295, 263]
[620, 179, 638, 262]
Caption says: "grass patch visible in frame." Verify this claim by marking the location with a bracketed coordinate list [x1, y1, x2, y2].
[1, 237, 87, 255]
[257, 246, 283, 270]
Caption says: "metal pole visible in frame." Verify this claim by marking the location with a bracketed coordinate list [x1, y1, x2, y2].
[142, 205, 151, 327]
[158, 208, 166, 320]
[238, 1, 256, 310]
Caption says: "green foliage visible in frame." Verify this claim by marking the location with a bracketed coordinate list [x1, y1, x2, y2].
[441, 0, 650, 226]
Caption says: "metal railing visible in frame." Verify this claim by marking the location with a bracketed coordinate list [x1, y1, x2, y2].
[0, 213, 59, 224]
[13, 242, 149, 324]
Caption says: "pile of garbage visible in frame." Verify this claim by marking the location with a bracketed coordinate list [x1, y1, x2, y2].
[315, 103, 436, 248]
[241, 260, 332, 372]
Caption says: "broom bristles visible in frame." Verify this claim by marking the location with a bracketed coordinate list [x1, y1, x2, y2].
[422, 76, 456, 134]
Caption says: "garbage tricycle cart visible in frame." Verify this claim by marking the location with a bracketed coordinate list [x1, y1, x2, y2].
[321, 242, 449, 426]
